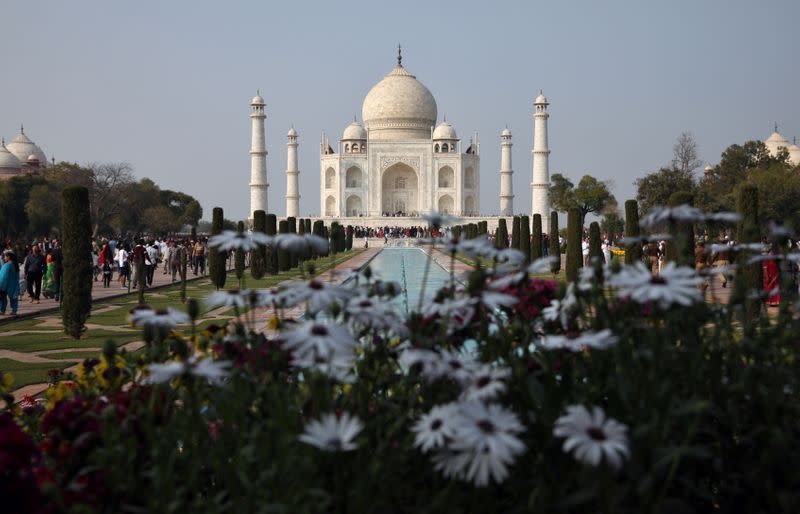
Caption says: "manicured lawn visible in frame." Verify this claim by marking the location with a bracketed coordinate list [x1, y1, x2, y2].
[1, 250, 364, 390]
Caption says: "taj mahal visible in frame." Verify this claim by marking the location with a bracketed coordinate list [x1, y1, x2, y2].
[248, 47, 553, 231]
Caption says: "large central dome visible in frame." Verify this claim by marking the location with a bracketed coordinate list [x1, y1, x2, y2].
[362, 61, 437, 140]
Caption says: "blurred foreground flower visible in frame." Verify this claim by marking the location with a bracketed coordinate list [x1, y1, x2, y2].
[608, 262, 701, 308]
[554, 405, 629, 470]
[209, 230, 272, 251]
[144, 357, 231, 385]
[300, 412, 363, 451]
[129, 307, 190, 329]
[539, 329, 618, 352]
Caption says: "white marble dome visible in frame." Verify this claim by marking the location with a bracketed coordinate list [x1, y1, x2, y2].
[433, 122, 457, 140]
[0, 143, 21, 169]
[342, 121, 367, 140]
[362, 63, 437, 140]
[251, 94, 265, 105]
[534, 93, 548, 105]
[788, 144, 800, 166]
[501, 128, 512, 137]
[6, 131, 47, 165]
[287, 127, 298, 137]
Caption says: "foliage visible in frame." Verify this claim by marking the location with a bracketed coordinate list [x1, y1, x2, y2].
[61, 186, 93, 339]
[549, 173, 616, 225]
[495, 219, 509, 249]
[549, 211, 560, 274]
[250, 211, 266, 280]
[600, 206, 624, 243]
[665, 191, 695, 266]
[235, 221, 246, 287]
[566, 208, 582, 282]
[519, 215, 531, 264]
[635, 166, 696, 215]
[267, 214, 278, 273]
[288, 217, 298, 269]
[738, 163, 800, 228]
[277, 220, 290, 271]
[346, 225, 354, 251]
[624, 200, 642, 265]
[208, 208, 226, 290]
[733, 185, 761, 307]
[511, 216, 521, 250]
[531, 214, 543, 260]
[588, 222, 602, 262]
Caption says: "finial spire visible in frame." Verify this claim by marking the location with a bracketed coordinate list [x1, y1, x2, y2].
[775, 121, 779, 132]
[20, 123, 24, 134]
[397, 44, 402, 66]
[443, 113, 446, 123]
[1, 137, 4, 146]
[354, 114, 357, 123]
[257, 89, 260, 96]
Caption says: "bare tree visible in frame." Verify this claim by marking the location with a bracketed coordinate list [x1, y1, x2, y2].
[87, 162, 134, 236]
[672, 132, 703, 173]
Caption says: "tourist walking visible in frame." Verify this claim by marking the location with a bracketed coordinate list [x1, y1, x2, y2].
[42, 253, 56, 299]
[22, 245, 45, 303]
[763, 248, 780, 307]
[51, 241, 63, 302]
[0, 250, 20, 316]
[116, 243, 130, 288]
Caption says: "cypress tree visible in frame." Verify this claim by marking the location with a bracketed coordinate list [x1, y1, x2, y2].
[137, 258, 146, 305]
[734, 185, 761, 304]
[287, 217, 298, 268]
[235, 221, 246, 287]
[478, 221, 488, 235]
[251, 210, 266, 280]
[190, 226, 197, 243]
[589, 221, 603, 263]
[61, 186, 93, 339]
[266, 214, 278, 274]
[666, 191, 695, 266]
[531, 214, 543, 260]
[495, 219, 509, 249]
[209, 207, 226, 290]
[624, 200, 642, 265]
[511, 216, 521, 250]
[305, 218, 312, 235]
[312, 220, 325, 258]
[467, 223, 477, 239]
[346, 225, 353, 250]
[520, 215, 531, 263]
[566, 208, 582, 282]
[179, 243, 188, 303]
[549, 211, 561, 274]
[277, 220, 290, 271]
[297, 219, 307, 263]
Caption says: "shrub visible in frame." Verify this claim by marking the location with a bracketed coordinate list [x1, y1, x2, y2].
[208, 207, 226, 290]
[511, 216, 521, 250]
[549, 211, 561, 273]
[266, 214, 278, 274]
[734, 185, 761, 309]
[666, 191, 695, 266]
[532, 214, 543, 260]
[277, 220, 289, 271]
[566, 208, 582, 282]
[519, 215, 531, 264]
[495, 219, 509, 249]
[624, 199, 641, 265]
[250, 210, 267, 280]
[61, 186, 93, 339]
[589, 221, 602, 263]
[235, 221, 246, 286]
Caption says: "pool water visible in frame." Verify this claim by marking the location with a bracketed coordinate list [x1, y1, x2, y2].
[367, 248, 452, 314]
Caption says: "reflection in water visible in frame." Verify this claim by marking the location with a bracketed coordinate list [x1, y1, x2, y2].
[367, 248, 451, 314]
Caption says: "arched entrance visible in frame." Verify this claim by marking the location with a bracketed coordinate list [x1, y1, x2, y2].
[325, 195, 336, 216]
[464, 195, 475, 216]
[381, 163, 418, 216]
[345, 166, 362, 188]
[438, 194, 454, 214]
[438, 166, 454, 188]
[346, 195, 362, 216]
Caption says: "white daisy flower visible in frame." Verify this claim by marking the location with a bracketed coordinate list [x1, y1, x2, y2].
[705, 211, 742, 223]
[129, 307, 190, 329]
[470, 290, 518, 311]
[399, 348, 447, 380]
[412, 403, 459, 453]
[494, 248, 526, 266]
[640, 204, 705, 228]
[274, 233, 329, 254]
[282, 320, 358, 362]
[449, 402, 526, 487]
[553, 405, 630, 470]
[256, 286, 302, 309]
[431, 448, 472, 480]
[205, 289, 253, 309]
[287, 279, 356, 314]
[209, 230, 272, 251]
[460, 364, 511, 401]
[608, 262, 702, 308]
[291, 351, 356, 383]
[538, 329, 618, 352]
[528, 256, 559, 274]
[299, 412, 363, 452]
[422, 297, 475, 333]
[421, 210, 461, 228]
[346, 295, 404, 331]
[144, 356, 231, 385]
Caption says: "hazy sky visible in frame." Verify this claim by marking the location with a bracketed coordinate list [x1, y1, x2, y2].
[2, 0, 798, 222]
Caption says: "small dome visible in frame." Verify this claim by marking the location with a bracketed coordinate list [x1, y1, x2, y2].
[765, 130, 790, 156]
[788, 144, 800, 166]
[704, 165, 713, 174]
[501, 128, 511, 137]
[0, 144, 21, 170]
[433, 122, 457, 140]
[287, 127, 298, 137]
[534, 92, 548, 105]
[362, 62, 437, 140]
[26, 154, 39, 162]
[251, 94, 265, 105]
[6, 130, 47, 166]
[342, 121, 367, 140]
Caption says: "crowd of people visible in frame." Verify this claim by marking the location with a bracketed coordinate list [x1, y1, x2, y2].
[0, 236, 218, 317]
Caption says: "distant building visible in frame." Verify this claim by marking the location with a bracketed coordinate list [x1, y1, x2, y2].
[0, 126, 49, 180]
[763, 125, 800, 166]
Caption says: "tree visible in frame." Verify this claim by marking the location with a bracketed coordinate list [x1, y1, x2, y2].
[589, 222, 602, 263]
[519, 215, 531, 264]
[208, 207, 226, 290]
[250, 210, 266, 280]
[235, 221, 246, 287]
[549, 211, 561, 274]
[61, 186, 93, 339]
[287, 217, 298, 268]
[266, 214, 278, 274]
[566, 208, 582, 282]
[511, 216, 521, 250]
[87, 162, 134, 236]
[25, 184, 57, 236]
[549, 173, 616, 225]
[739, 163, 800, 228]
[672, 132, 703, 174]
[142, 205, 183, 236]
[600, 206, 625, 244]
[635, 167, 697, 215]
[277, 220, 290, 271]
[666, 191, 695, 267]
[346, 225, 353, 251]
[531, 214, 543, 260]
[495, 219, 509, 249]
[733, 185, 761, 313]
[624, 200, 642, 265]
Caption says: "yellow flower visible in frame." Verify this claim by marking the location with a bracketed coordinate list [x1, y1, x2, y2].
[267, 315, 281, 331]
[46, 382, 74, 410]
[96, 355, 126, 390]
[342, 383, 353, 396]
[0, 372, 13, 390]
[389, 337, 401, 348]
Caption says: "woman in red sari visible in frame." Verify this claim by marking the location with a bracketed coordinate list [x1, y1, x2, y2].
[763, 250, 781, 306]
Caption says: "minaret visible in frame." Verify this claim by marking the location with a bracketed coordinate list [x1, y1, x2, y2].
[249, 92, 268, 220]
[285, 127, 300, 218]
[531, 91, 550, 233]
[499, 128, 514, 215]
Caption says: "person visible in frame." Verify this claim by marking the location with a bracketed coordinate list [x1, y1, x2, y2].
[92, 248, 100, 282]
[695, 240, 708, 292]
[116, 243, 130, 288]
[0, 250, 21, 316]
[712, 237, 731, 288]
[146, 240, 159, 286]
[130, 240, 150, 289]
[193, 239, 205, 276]
[763, 248, 780, 307]
[42, 253, 56, 299]
[22, 245, 45, 303]
[99, 241, 113, 288]
[50, 241, 63, 302]
[602, 239, 612, 265]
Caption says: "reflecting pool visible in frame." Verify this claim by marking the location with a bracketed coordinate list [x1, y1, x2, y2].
[366, 248, 451, 314]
